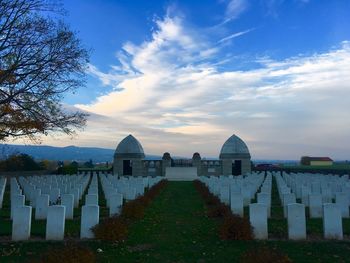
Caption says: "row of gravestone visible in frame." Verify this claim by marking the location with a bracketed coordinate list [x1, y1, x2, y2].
[9, 174, 92, 241]
[282, 172, 350, 218]
[12, 174, 90, 219]
[203, 172, 266, 208]
[99, 174, 163, 211]
[9, 173, 164, 241]
[201, 172, 346, 240]
[274, 173, 345, 239]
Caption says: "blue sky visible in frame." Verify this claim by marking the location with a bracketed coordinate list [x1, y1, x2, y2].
[28, 0, 350, 159]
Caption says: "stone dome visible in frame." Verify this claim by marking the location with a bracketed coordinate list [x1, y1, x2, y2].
[115, 134, 145, 158]
[192, 152, 201, 160]
[219, 134, 251, 159]
[162, 152, 171, 160]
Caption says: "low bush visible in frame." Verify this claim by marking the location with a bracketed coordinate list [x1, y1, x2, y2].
[121, 200, 145, 220]
[204, 194, 221, 206]
[146, 180, 168, 200]
[207, 204, 231, 218]
[219, 214, 253, 240]
[240, 246, 293, 263]
[38, 243, 96, 263]
[92, 216, 128, 241]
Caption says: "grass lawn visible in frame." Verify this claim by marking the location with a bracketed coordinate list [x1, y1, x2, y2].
[279, 163, 350, 172]
[1, 180, 350, 262]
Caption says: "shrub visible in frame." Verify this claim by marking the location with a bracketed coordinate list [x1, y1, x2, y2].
[121, 199, 145, 220]
[204, 194, 221, 206]
[92, 216, 128, 241]
[146, 180, 168, 200]
[136, 195, 151, 207]
[207, 204, 231, 218]
[220, 214, 253, 240]
[38, 244, 95, 263]
[240, 246, 293, 263]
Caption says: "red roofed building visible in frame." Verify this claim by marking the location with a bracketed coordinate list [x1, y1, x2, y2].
[300, 156, 333, 166]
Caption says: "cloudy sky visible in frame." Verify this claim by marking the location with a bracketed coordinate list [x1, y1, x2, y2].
[21, 0, 350, 159]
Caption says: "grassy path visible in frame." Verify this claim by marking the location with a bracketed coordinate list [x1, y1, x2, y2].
[98, 181, 223, 262]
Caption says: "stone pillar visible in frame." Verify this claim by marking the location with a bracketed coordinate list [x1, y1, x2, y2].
[46, 205, 66, 240]
[287, 203, 306, 240]
[192, 152, 202, 176]
[81, 205, 99, 239]
[162, 152, 172, 177]
[12, 206, 32, 241]
[249, 203, 268, 239]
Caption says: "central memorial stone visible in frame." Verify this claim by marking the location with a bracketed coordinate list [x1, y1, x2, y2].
[165, 167, 198, 181]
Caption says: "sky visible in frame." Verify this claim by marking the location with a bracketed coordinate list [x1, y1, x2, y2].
[17, 0, 350, 159]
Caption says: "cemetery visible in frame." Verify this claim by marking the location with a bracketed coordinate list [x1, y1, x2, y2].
[0, 134, 350, 262]
[1, 0, 349, 262]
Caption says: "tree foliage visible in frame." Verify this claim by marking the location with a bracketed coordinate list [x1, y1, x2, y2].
[0, 0, 89, 141]
[0, 153, 41, 171]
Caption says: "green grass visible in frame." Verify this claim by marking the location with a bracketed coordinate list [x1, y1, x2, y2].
[2, 181, 350, 262]
[280, 163, 350, 171]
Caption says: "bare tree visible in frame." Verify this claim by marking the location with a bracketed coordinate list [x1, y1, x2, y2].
[0, 0, 89, 141]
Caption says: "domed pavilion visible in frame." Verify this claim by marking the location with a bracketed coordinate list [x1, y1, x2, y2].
[113, 134, 145, 176]
[219, 134, 251, 175]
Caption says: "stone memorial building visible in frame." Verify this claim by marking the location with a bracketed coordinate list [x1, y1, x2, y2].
[113, 134, 251, 177]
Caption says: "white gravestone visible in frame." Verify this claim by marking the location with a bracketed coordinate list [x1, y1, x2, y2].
[230, 193, 244, 217]
[249, 203, 268, 239]
[61, 194, 74, 219]
[219, 186, 230, 205]
[46, 205, 66, 240]
[283, 193, 296, 218]
[80, 205, 99, 238]
[287, 203, 306, 240]
[11, 194, 25, 219]
[85, 194, 98, 206]
[336, 193, 349, 218]
[309, 194, 323, 218]
[35, 194, 49, 220]
[109, 193, 123, 216]
[12, 206, 32, 241]
[323, 203, 343, 240]
[257, 193, 271, 217]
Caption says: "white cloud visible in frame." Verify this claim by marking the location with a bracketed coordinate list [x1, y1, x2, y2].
[218, 28, 255, 43]
[47, 15, 350, 160]
[223, 0, 248, 24]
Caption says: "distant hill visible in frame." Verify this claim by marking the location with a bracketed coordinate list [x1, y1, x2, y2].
[0, 144, 161, 163]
